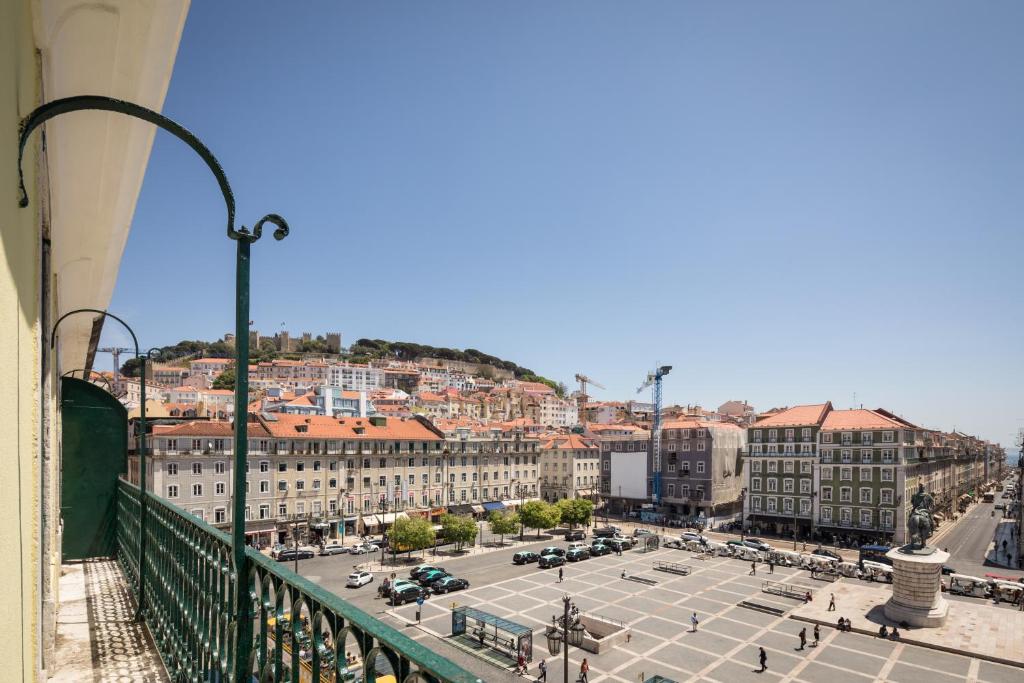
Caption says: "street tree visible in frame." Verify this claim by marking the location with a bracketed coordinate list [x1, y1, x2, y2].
[519, 500, 562, 539]
[440, 514, 478, 552]
[388, 517, 435, 559]
[557, 498, 594, 530]
[488, 511, 520, 546]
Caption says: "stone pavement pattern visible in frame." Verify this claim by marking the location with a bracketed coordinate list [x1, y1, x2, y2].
[49, 559, 167, 682]
[382, 546, 1022, 682]
[793, 581, 1024, 667]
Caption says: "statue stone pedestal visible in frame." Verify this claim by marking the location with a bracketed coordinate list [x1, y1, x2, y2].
[883, 547, 949, 628]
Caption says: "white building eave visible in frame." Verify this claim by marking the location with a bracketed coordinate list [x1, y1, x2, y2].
[32, 0, 190, 371]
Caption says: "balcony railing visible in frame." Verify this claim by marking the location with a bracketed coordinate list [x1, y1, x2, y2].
[116, 478, 477, 682]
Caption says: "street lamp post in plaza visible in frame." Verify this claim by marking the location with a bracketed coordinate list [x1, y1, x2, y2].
[20, 95, 290, 680]
[544, 595, 586, 683]
[739, 487, 747, 543]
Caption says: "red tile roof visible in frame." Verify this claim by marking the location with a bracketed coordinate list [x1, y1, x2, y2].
[752, 403, 832, 428]
[821, 409, 905, 431]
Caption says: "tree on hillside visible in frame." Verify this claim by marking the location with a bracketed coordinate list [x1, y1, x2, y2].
[440, 514, 478, 552]
[557, 498, 594, 530]
[211, 364, 236, 391]
[488, 511, 520, 546]
[519, 500, 562, 539]
[388, 517, 435, 559]
[120, 357, 143, 378]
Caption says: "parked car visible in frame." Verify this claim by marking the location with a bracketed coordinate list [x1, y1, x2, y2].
[410, 564, 445, 579]
[567, 541, 588, 551]
[432, 577, 470, 594]
[633, 528, 654, 537]
[513, 551, 540, 565]
[566, 547, 591, 562]
[391, 584, 430, 606]
[810, 547, 842, 561]
[941, 565, 957, 576]
[538, 554, 566, 569]
[603, 538, 632, 552]
[589, 543, 611, 556]
[593, 526, 620, 538]
[417, 569, 450, 587]
[349, 544, 378, 555]
[680, 532, 706, 544]
[743, 538, 773, 552]
[276, 548, 314, 561]
[662, 539, 685, 550]
[540, 546, 566, 557]
[346, 571, 374, 588]
[320, 544, 348, 556]
[565, 529, 586, 541]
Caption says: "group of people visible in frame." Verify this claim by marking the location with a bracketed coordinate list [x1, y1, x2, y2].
[513, 656, 589, 682]
[877, 624, 901, 640]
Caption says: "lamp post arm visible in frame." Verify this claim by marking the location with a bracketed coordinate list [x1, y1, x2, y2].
[19, 95, 289, 244]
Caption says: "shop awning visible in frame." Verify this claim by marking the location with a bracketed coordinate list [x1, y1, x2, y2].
[365, 512, 408, 526]
[482, 501, 506, 512]
[448, 504, 475, 515]
[471, 505, 485, 514]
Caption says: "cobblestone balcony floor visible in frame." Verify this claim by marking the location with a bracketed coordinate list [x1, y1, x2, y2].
[49, 559, 167, 683]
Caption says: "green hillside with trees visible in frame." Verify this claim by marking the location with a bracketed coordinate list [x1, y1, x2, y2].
[118, 336, 563, 394]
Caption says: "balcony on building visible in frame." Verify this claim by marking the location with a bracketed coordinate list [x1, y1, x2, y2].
[6, 2, 481, 680]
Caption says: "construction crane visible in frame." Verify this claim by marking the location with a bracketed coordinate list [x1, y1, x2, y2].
[637, 365, 672, 505]
[98, 346, 132, 391]
[574, 373, 606, 409]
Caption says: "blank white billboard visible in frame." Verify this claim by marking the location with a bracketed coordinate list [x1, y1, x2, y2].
[610, 452, 647, 500]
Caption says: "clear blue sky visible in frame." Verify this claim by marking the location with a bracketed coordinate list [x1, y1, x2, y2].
[103, 2, 1024, 447]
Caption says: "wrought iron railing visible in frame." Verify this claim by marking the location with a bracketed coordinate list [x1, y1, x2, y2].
[116, 478, 480, 683]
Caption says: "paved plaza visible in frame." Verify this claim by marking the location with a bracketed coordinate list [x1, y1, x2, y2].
[379, 545, 1022, 683]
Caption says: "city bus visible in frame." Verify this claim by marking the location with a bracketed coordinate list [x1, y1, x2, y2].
[858, 544, 892, 568]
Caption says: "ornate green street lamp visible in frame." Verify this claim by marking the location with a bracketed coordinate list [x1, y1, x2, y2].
[545, 595, 586, 683]
[20, 95, 289, 680]
[49, 308, 146, 614]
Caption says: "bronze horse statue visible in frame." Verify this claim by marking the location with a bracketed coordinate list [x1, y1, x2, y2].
[907, 507, 933, 548]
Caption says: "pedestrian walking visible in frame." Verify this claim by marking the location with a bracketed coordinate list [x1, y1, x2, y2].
[797, 627, 806, 651]
[768, 560, 775, 574]
[758, 646, 767, 672]
[690, 612, 699, 632]
[579, 658, 589, 683]
[537, 659, 547, 682]
[750, 561, 757, 576]
[558, 567, 564, 583]
[828, 593, 836, 611]
[813, 624, 820, 647]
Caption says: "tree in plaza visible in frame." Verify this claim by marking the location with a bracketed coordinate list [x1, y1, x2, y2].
[488, 511, 520, 546]
[388, 517, 435, 559]
[557, 498, 594, 530]
[211, 364, 236, 390]
[519, 500, 563, 539]
[440, 514, 478, 552]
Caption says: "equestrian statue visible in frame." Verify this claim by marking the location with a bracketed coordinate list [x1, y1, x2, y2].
[906, 483, 934, 550]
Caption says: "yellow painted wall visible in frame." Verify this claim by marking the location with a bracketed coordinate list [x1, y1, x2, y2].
[0, 0, 42, 680]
